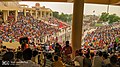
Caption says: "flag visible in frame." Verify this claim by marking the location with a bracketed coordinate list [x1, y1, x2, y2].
[59, 22, 63, 28]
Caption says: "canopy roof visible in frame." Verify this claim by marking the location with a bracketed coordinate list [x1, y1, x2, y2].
[0, 2, 22, 10]
[3, 0, 120, 5]
[0, 2, 9, 10]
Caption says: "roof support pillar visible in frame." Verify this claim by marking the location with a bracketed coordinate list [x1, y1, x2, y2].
[24, 9, 26, 16]
[40, 11, 42, 18]
[44, 11, 46, 17]
[15, 10, 18, 22]
[3, 10, 8, 23]
[7, 10, 9, 16]
[72, 0, 84, 58]
[30, 10, 32, 16]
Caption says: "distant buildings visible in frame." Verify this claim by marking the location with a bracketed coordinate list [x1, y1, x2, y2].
[20, 3, 53, 19]
[82, 15, 99, 31]
[0, 2, 53, 22]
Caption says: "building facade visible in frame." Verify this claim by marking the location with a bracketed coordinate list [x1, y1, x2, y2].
[0, 2, 53, 23]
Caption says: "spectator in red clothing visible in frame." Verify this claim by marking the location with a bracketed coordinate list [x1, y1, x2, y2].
[62, 41, 72, 64]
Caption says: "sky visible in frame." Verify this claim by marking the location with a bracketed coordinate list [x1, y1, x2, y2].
[19, 2, 120, 16]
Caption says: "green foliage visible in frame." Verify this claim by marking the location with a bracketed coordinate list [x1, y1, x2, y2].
[99, 12, 120, 24]
[53, 11, 59, 18]
[108, 14, 120, 24]
[100, 12, 109, 22]
[95, 23, 103, 27]
[53, 11, 72, 24]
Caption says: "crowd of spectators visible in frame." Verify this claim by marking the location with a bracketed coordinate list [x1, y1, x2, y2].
[0, 11, 120, 67]
[48, 18, 68, 28]
[83, 23, 120, 52]
[0, 12, 69, 44]
[0, 40, 119, 67]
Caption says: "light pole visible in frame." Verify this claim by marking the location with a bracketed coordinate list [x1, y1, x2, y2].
[93, 10, 95, 27]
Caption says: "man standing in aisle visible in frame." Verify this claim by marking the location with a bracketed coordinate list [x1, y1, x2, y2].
[62, 41, 72, 64]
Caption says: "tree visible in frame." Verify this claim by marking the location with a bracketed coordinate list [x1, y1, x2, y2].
[99, 12, 109, 22]
[53, 11, 72, 23]
[99, 12, 120, 24]
[59, 13, 66, 21]
[53, 11, 59, 18]
[108, 14, 120, 24]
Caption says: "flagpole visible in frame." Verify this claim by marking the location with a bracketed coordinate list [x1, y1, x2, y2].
[107, 0, 110, 13]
